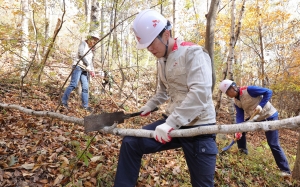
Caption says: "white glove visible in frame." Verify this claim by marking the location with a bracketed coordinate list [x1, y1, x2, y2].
[153, 123, 174, 144]
[254, 105, 262, 114]
[139, 106, 152, 116]
[248, 115, 260, 122]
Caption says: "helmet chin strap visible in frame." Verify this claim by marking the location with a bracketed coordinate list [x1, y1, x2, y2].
[157, 35, 169, 58]
[233, 86, 240, 98]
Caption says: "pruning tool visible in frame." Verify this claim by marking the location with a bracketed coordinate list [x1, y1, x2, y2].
[221, 110, 260, 152]
[84, 107, 158, 133]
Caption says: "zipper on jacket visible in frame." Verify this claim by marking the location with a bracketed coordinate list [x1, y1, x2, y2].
[164, 60, 167, 82]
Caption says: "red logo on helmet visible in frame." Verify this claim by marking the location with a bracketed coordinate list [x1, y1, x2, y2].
[152, 20, 160, 28]
[136, 36, 141, 42]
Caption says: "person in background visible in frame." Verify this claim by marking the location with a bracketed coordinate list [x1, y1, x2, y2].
[61, 32, 99, 112]
[101, 70, 113, 94]
[219, 79, 291, 177]
[113, 9, 218, 187]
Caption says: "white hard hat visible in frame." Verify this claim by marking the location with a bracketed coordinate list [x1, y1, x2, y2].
[89, 31, 100, 40]
[132, 9, 167, 49]
[219, 79, 236, 93]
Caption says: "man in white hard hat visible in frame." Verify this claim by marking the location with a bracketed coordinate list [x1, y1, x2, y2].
[61, 32, 99, 112]
[114, 9, 217, 187]
[219, 79, 291, 177]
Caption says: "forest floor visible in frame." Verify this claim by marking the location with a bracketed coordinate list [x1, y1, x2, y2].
[0, 74, 299, 187]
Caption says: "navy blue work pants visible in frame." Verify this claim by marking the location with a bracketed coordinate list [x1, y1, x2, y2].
[114, 119, 218, 187]
[237, 116, 290, 173]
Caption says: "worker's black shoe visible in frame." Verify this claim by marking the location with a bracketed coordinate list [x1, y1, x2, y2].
[239, 148, 248, 155]
[84, 107, 93, 112]
[62, 103, 69, 109]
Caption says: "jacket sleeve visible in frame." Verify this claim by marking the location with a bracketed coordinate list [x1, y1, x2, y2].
[166, 47, 215, 128]
[247, 86, 272, 108]
[235, 104, 245, 123]
[144, 73, 169, 110]
[78, 41, 94, 71]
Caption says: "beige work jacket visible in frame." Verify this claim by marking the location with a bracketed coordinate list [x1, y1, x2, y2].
[144, 39, 216, 129]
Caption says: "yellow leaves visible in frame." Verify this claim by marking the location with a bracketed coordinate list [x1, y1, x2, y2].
[12, 10, 23, 16]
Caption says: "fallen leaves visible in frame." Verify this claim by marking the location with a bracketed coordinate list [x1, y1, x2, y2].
[21, 163, 34, 170]
[0, 75, 299, 187]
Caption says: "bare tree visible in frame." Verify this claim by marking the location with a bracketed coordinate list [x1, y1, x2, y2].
[20, 0, 30, 77]
[205, 0, 220, 93]
[85, 0, 92, 25]
[89, 0, 100, 33]
[293, 132, 300, 179]
[215, 0, 247, 122]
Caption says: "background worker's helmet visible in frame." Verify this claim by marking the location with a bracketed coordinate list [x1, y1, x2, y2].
[89, 31, 100, 40]
[219, 79, 236, 93]
[132, 9, 167, 49]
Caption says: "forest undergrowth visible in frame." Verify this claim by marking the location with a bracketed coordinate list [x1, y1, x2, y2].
[0, 75, 299, 187]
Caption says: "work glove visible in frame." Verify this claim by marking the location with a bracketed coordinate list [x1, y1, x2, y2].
[153, 123, 174, 144]
[254, 105, 262, 114]
[235, 132, 242, 140]
[139, 105, 152, 116]
[248, 115, 260, 122]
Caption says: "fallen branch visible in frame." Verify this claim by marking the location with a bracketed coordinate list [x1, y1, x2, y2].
[0, 103, 83, 125]
[1, 102, 300, 137]
[103, 116, 300, 138]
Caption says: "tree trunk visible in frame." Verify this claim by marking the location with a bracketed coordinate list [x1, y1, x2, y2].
[215, 0, 246, 117]
[258, 20, 266, 87]
[293, 130, 300, 179]
[205, 0, 220, 93]
[31, 8, 41, 63]
[85, 0, 92, 25]
[90, 0, 100, 33]
[100, 4, 104, 65]
[44, 0, 52, 56]
[20, 0, 30, 78]
[172, 0, 176, 37]
[37, 18, 63, 84]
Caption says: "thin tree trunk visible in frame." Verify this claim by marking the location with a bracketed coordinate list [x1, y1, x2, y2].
[293, 130, 300, 179]
[205, 0, 220, 93]
[100, 3, 104, 65]
[172, 0, 176, 37]
[44, 0, 52, 56]
[85, 0, 92, 25]
[258, 20, 265, 87]
[32, 5, 40, 62]
[90, 0, 100, 33]
[37, 18, 63, 84]
[20, 0, 30, 78]
[215, 0, 246, 118]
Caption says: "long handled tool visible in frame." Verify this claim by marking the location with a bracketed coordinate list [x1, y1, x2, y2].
[221, 110, 260, 152]
[84, 107, 158, 133]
